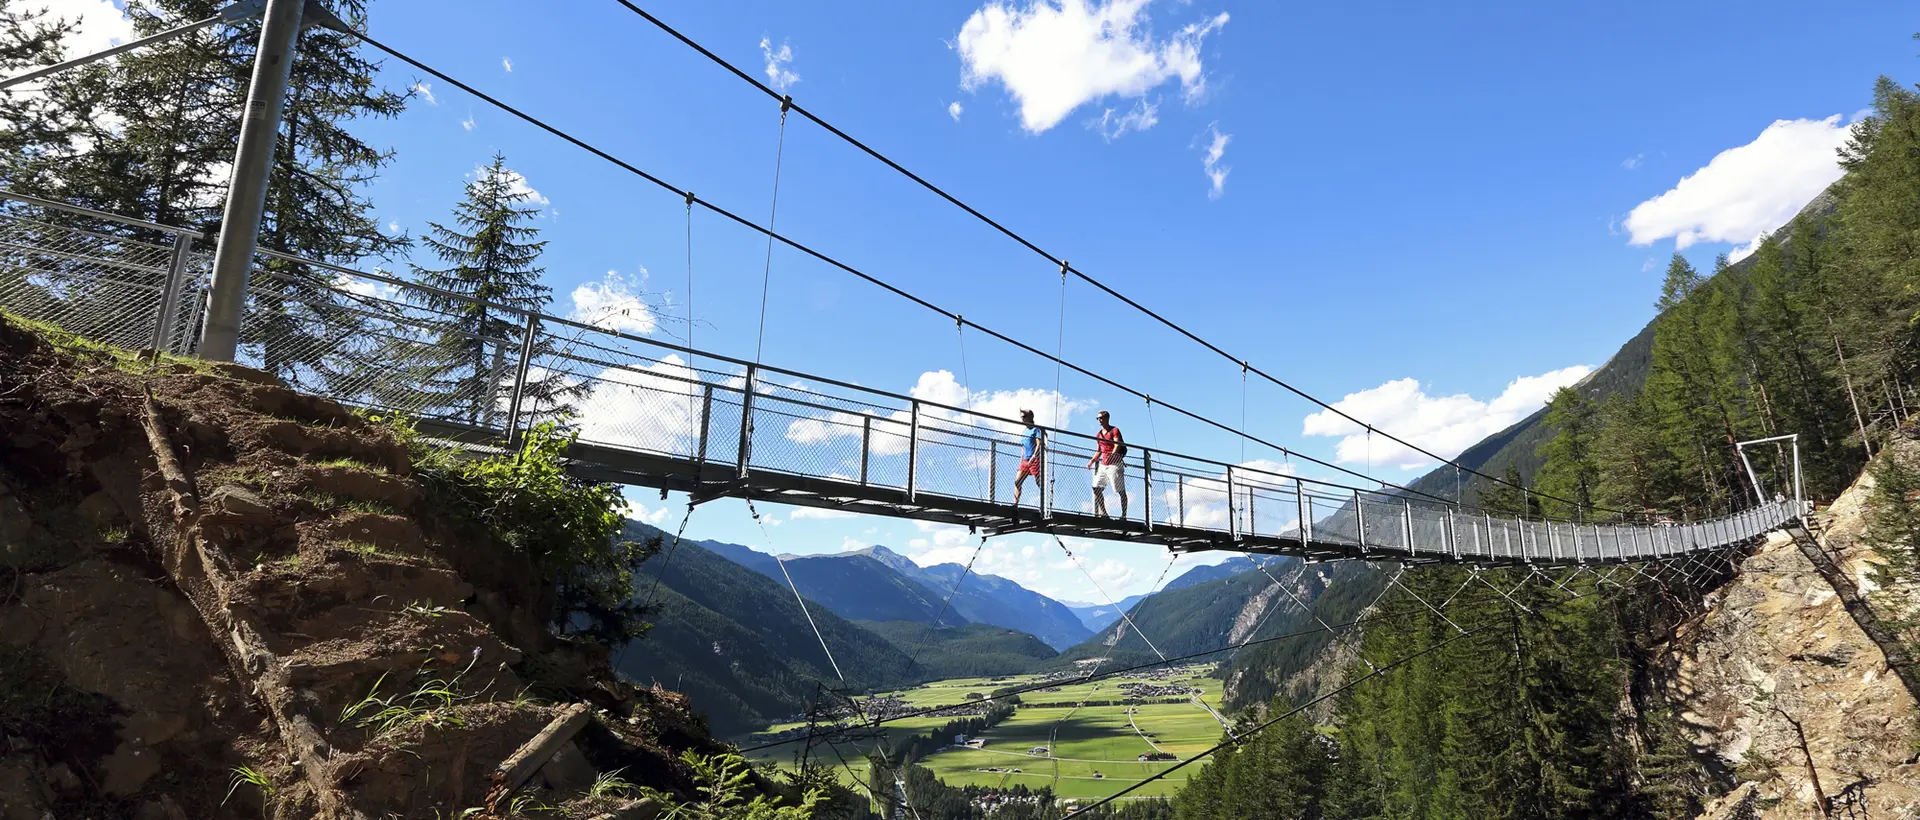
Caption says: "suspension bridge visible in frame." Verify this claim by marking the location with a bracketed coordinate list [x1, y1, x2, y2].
[0, 5, 1841, 817]
[0, 190, 1803, 566]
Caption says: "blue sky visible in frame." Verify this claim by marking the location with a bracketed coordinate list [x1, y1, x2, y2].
[58, 0, 1920, 601]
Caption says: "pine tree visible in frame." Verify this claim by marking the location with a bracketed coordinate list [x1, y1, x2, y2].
[408, 154, 565, 424]
[1535, 387, 1601, 519]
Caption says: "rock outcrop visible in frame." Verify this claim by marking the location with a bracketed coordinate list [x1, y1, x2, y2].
[1660, 439, 1920, 820]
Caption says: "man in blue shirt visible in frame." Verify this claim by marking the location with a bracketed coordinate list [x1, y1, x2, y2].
[1013, 409, 1043, 508]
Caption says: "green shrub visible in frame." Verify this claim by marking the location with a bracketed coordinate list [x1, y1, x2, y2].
[410, 420, 658, 646]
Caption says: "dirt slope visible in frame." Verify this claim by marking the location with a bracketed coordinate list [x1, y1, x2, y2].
[0, 316, 724, 819]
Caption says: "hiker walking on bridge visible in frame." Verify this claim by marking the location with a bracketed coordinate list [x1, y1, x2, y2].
[1013, 409, 1044, 508]
[1089, 410, 1128, 519]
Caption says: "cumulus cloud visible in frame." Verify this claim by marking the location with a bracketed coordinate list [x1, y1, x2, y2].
[461, 113, 476, 132]
[1201, 122, 1230, 198]
[622, 497, 674, 525]
[948, 101, 965, 121]
[571, 354, 716, 455]
[784, 369, 1088, 459]
[1302, 366, 1594, 471]
[570, 270, 658, 335]
[502, 57, 513, 73]
[1091, 99, 1158, 140]
[411, 81, 437, 105]
[956, 0, 1228, 133]
[44, 0, 133, 61]
[475, 162, 547, 208]
[760, 37, 800, 91]
[1624, 116, 1849, 262]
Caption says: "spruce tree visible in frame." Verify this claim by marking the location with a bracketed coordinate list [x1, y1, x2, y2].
[409, 154, 562, 424]
[1535, 387, 1601, 519]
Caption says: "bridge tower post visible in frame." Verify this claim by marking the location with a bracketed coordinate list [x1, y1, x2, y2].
[503, 313, 537, 444]
[1444, 507, 1458, 560]
[199, 0, 306, 362]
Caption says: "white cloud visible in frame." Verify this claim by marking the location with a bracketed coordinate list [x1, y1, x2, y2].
[1624, 116, 1849, 262]
[1201, 122, 1230, 198]
[791, 507, 860, 520]
[45, 0, 134, 61]
[333, 273, 399, 302]
[760, 37, 800, 92]
[1091, 99, 1158, 140]
[411, 81, 437, 105]
[948, 101, 965, 121]
[385, 220, 400, 234]
[461, 113, 476, 132]
[570, 270, 658, 335]
[784, 369, 1088, 458]
[1620, 153, 1643, 170]
[1302, 365, 1594, 471]
[472, 162, 547, 208]
[571, 354, 716, 455]
[502, 57, 513, 73]
[622, 498, 674, 525]
[956, 0, 1228, 133]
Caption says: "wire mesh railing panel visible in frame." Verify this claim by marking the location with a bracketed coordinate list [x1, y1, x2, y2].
[908, 414, 1001, 503]
[0, 203, 184, 352]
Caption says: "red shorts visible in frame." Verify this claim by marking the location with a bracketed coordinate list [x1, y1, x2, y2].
[1018, 458, 1043, 478]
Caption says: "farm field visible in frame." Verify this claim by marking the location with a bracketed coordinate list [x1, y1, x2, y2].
[735, 664, 1230, 803]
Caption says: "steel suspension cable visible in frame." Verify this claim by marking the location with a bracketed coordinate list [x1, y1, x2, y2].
[341, 31, 1493, 512]
[748, 499, 848, 684]
[755, 99, 791, 365]
[596, 1, 1628, 516]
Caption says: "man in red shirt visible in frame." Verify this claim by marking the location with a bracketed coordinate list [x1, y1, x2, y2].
[1088, 410, 1127, 519]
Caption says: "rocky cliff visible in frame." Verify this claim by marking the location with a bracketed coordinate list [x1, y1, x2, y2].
[1663, 438, 1920, 819]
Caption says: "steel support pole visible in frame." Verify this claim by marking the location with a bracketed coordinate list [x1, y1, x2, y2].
[1227, 468, 1239, 541]
[1295, 479, 1308, 547]
[737, 365, 757, 478]
[1040, 430, 1052, 520]
[695, 385, 713, 469]
[502, 313, 537, 443]
[1353, 491, 1366, 554]
[1445, 508, 1458, 559]
[907, 402, 920, 502]
[151, 232, 195, 354]
[198, 0, 305, 362]
[862, 416, 874, 487]
[1404, 501, 1415, 558]
[1142, 448, 1153, 529]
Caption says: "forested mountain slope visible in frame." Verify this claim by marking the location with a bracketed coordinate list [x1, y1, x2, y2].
[618, 525, 924, 735]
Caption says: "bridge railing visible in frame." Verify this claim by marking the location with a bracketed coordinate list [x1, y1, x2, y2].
[0, 191, 1807, 563]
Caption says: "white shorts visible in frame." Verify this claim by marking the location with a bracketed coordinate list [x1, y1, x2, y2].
[1092, 462, 1125, 491]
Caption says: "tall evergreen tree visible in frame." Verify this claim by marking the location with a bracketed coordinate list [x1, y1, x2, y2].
[409, 154, 563, 424]
[1535, 387, 1601, 519]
